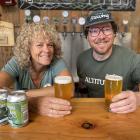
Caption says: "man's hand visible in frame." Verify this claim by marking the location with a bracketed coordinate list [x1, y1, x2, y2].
[110, 91, 140, 113]
[29, 96, 72, 118]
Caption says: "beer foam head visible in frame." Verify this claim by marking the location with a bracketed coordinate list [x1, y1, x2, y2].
[54, 76, 72, 84]
[105, 74, 123, 81]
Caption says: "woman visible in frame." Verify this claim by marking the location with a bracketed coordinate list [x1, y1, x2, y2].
[0, 22, 73, 117]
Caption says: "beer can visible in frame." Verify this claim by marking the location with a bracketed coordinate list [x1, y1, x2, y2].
[0, 89, 8, 125]
[7, 90, 29, 128]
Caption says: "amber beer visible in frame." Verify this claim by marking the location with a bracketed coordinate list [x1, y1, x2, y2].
[105, 74, 123, 109]
[54, 76, 74, 100]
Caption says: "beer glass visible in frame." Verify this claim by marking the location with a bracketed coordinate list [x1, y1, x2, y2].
[54, 76, 74, 100]
[104, 74, 123, 110]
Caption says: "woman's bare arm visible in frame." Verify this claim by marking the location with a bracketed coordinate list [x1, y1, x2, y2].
[0, 71, 14, 88]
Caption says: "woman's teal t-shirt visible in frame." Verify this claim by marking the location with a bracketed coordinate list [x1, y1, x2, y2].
[1, 56, 68, 90]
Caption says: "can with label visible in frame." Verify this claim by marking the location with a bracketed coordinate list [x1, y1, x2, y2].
[7, 90, 28, 128]
[0, 89, 8, 125]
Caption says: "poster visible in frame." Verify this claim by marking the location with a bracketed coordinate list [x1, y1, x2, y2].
[18, 0, 135, 11]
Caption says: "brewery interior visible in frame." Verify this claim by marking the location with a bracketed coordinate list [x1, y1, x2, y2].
[0, 0, 140, 93]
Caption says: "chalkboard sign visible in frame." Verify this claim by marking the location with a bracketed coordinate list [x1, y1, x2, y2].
[19, 0, 136, 11]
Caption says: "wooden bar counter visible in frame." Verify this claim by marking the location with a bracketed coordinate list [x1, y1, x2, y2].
[0, 98, 140, 140]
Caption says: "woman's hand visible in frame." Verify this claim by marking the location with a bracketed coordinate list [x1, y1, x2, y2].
[110, 91, 140, 113]
[29, 96, 72, 118]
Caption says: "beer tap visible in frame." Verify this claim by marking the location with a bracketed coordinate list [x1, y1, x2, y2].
[24, 10, 31, 23]
[121, 19, 129, 38]
[123, 19, 129, 33]
[71, 17, 77, 39]
[63, 25, 67, 40]
[78, 17, 86, 38]
[62, 11, 69, 40]
[53, 17, 59, 31]
[43, 16, 49, 24]
[33, 15, 40, 24]
[88, 0, 91, 5]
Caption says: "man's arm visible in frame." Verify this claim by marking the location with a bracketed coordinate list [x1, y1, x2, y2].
[110, 84, 140, 114]
[136, 84, 140, 106]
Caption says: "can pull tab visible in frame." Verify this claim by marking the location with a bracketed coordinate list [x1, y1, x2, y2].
[2, 87, 12, 94]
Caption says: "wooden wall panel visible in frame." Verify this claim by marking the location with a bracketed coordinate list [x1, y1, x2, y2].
[0, 5, 19, 69]
[0, 0, 140, 69]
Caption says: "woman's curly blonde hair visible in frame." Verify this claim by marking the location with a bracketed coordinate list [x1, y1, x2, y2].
[13, 22, 62, 69]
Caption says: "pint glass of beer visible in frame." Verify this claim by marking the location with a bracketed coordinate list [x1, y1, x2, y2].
[104, 74, 123, 110]
[54, 76, 74, 100]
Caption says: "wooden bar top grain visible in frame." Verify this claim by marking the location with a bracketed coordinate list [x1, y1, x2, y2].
[0, 98, 140, 140]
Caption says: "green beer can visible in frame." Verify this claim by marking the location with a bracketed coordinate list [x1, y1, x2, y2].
[0, 89, 8, 125]
[7, 90, 28, 128]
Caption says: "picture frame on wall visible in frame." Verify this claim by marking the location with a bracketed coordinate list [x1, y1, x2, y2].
[0, 21, 14, 47]
[18, 0, 136, 11]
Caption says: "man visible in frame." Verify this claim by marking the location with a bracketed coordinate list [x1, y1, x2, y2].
[77, 10, 140, 113]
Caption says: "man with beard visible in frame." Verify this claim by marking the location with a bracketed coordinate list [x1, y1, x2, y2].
[77, 10, 140, 114]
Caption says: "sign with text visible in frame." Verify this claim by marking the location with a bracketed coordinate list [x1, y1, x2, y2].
[18, 0, 135, 11]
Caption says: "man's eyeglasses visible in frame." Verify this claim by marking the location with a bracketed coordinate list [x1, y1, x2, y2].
[88, 27, 113, 37]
